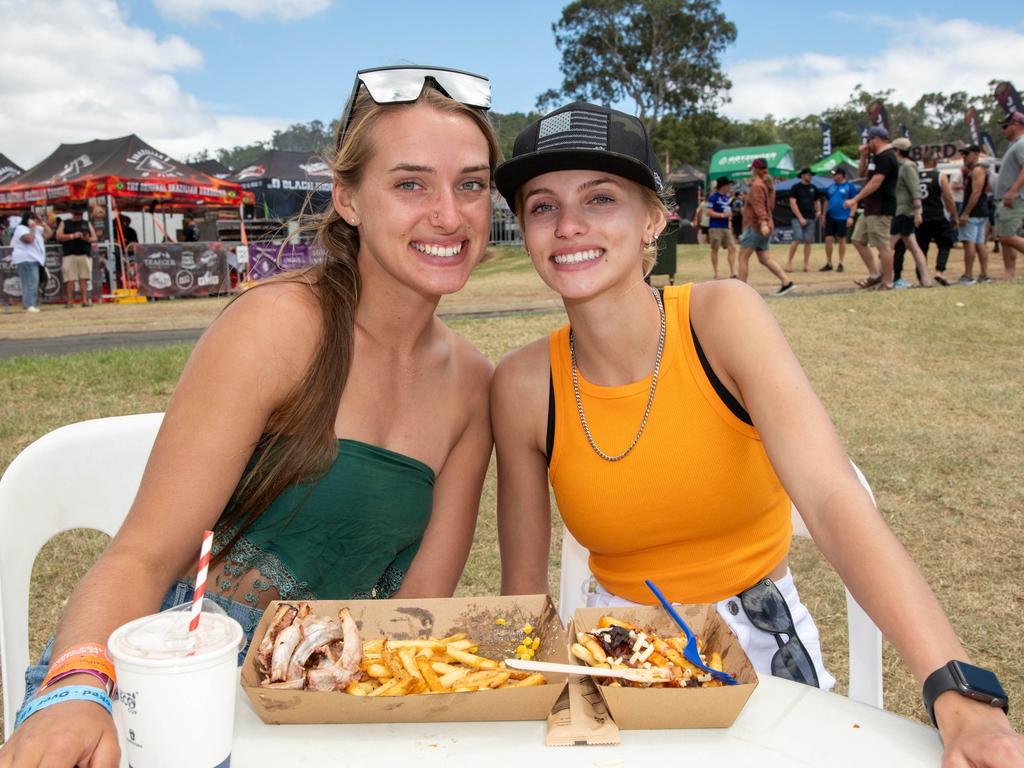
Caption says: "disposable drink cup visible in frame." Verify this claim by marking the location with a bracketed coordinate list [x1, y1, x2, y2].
[107, 605, 243, 768]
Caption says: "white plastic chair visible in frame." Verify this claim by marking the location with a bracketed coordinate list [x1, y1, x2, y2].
[0, 413, 164, 739]
[558, 462, 884, 709]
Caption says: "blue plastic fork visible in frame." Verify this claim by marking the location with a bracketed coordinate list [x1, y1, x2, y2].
[644, 579, 738, 686]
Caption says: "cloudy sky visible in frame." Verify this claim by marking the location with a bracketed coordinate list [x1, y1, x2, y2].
[2, 0, 1022, 168]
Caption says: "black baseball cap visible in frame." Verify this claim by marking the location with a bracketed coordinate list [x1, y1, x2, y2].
[716, 176, 732, 188]
[832, 167, 846, 175]
[799, 167, 812, 176]
[959, 144, 981, 154]
[494, 102, 663, 208]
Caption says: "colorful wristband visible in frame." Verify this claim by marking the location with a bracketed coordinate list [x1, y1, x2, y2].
[40, 667, 115, 696]
[42, 653, 116, 692]
[14, 685, 113, 730]
[47, 643, 106, 671]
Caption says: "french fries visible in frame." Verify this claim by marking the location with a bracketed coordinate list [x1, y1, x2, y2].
[357, 637, 541, 695]
[572, 616, 724, 689]
[256, 602, 547, 696]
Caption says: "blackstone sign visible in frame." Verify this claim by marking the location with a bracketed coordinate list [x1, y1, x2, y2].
[135, 242, 231, 298]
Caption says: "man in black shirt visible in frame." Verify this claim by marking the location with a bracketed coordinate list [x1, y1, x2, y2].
[845, 126, 898, 289]
[785, 168, 821, 272]
[56, 204, 97, 307]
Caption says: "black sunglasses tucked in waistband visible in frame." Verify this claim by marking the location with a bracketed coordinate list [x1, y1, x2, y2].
[738, 577, 821, 688]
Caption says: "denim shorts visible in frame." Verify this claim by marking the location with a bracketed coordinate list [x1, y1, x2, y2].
[958, 216, 987, 244]
[740, 226, 771, 252]
[790, 218, 816, 242]
[15, 580, 263, 730]
[585, 570, 836, 691]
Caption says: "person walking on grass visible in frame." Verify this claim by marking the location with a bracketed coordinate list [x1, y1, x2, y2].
[738, 159, 794, 295]
[957, 145, 992, 284]
[894, 151, 958, 286]
[845, 126, 898, 290]
[692, 191, 710, 245]
[993, 111, 1024, 281]
[822, 168, 857, 272]
[785, 168, 820, 273]
[706, 176, 736, 279]
[888, 138, 934, 288]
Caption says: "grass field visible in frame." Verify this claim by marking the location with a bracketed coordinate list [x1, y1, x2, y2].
[0, 244, 1021, 739]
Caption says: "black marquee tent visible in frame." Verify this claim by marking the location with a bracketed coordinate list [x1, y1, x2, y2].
[227, 149, 333, 220]
[0, 154, 23, 185]
[190, 159, 232, 179]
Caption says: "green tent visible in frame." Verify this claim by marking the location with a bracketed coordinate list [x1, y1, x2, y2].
[707, 144, 796, 181]
[811, 151, 859, 176]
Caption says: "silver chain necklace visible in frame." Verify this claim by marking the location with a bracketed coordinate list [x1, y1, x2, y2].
[569, 284, 666, 462]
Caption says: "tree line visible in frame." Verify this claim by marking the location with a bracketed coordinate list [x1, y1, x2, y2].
[190, 1, 1014, 174]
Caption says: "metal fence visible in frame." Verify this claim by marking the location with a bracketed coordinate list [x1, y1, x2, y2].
[489, 206, 522, 247]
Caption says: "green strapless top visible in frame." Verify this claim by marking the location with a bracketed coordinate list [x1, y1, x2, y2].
[213, 439, 435, 606]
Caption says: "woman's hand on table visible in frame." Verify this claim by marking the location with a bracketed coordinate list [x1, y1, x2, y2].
[0, 701, 119, 768]
[936, 695, 1024, 767]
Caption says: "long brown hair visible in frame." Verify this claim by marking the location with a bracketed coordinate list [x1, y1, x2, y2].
[211, 85, 500, 565]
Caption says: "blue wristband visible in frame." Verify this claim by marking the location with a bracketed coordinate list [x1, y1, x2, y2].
[14, 685, 113, 730]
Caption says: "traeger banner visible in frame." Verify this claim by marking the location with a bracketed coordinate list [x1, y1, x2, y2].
[135, 242, 230, 298]
[247, 242, 323, 280]
[1, 244, 103, 304]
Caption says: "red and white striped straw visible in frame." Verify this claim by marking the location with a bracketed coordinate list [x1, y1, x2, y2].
[188, 530, 214, 634]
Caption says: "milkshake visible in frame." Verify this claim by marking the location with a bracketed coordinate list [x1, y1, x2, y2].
[107, 604, 243, 768]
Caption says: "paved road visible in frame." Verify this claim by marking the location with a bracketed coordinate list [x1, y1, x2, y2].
[0, 306, 563, 360]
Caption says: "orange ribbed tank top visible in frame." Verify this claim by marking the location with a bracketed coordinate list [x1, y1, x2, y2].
[549, 283, 791, 604]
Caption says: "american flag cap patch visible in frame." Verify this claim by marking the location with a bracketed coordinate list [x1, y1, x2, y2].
[536, 110, 609, 151]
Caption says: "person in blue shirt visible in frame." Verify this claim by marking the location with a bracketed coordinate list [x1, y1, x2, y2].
[706, 177, 736, 278]
[821, 168, 858, 272]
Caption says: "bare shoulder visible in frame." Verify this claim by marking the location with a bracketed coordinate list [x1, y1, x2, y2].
[690, 278, 772, 331]
[492, 335, 550, 411]
[442, 322, 494, 401]
[216, 280, 320, 346]
[197, 279, 323, 392]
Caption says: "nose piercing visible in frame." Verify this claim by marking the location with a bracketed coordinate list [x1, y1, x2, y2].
[432, 210, 440, 221]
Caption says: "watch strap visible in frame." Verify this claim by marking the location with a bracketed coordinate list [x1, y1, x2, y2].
[922, 662, 957, 727]
[922, 661, 1009, 728]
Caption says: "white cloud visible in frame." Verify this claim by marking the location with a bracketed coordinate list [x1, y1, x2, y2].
[724, 17, 1024, 120]
[152, 0, 331, 23]
[0, 0, 291, 168]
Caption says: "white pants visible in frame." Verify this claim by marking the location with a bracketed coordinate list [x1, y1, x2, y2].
[585, 569, 836, 691]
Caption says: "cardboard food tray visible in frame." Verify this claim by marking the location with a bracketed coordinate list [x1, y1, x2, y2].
[242, 594, 567, 724]
[572, 604, 758, 730]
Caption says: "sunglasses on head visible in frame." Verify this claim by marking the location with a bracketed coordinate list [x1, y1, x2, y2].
[335, 65, 492, 152]
[738, 577, 820, 688]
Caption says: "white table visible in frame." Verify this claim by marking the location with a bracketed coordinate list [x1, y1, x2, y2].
[201, 674, 942, 767]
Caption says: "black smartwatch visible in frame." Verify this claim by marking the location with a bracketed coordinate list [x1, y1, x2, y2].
[922, 660, 1009, 727]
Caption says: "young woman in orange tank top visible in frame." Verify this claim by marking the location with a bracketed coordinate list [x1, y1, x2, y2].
[491, 103, 1020, 764]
